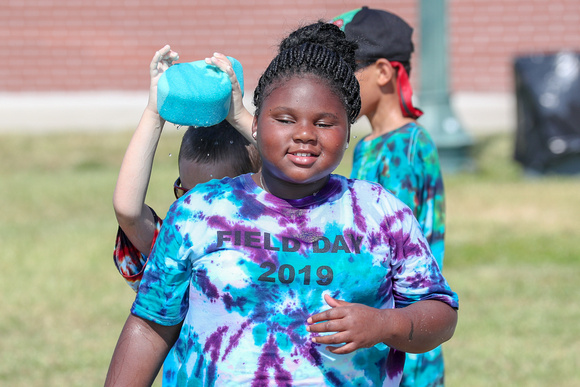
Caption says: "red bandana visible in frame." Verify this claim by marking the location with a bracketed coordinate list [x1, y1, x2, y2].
[390, 61, 423, 119]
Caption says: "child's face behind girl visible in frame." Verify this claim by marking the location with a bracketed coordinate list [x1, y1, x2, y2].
[252, 74, 350, 200]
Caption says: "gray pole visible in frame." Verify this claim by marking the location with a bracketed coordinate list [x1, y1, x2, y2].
[418, 0, 474, 173]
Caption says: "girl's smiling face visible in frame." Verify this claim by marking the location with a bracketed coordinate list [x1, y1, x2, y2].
[252, 74, 350, 199]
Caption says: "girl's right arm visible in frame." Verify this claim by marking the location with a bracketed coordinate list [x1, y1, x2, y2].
[113, 45, 179, 256]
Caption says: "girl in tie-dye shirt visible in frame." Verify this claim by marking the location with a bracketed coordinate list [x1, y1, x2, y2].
[105, 22, 458, 387]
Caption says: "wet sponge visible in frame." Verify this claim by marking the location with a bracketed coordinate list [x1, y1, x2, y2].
[157, 57, 244, 127]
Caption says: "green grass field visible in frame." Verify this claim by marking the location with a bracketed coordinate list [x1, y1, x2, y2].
[1, 129, 579, 386]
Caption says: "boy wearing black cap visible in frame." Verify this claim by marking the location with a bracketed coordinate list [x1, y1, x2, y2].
[332, 7, 447, 387]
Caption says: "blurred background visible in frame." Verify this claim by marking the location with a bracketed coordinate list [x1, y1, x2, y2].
[1, 1, 579, 386]
[1, 0, 579, 136]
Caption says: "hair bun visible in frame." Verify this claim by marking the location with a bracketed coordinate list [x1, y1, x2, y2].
[278, 21, 358, 71]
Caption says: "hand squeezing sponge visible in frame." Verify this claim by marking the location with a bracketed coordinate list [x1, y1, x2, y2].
[157, 57, 244, 127]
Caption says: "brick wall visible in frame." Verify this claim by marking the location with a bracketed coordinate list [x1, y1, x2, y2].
[1, 0, 578, 94]
[450, 0, 580, 92]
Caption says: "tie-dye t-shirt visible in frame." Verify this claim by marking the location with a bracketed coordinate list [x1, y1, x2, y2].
[132, 173, 458, 386]
[350, 122, 445, 269]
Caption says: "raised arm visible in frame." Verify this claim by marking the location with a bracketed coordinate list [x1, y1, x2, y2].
[113, 45, 179, 255]
[104, 313, 182, 387]
[307, 295, 457, 355]
[206, 53, 255, 145]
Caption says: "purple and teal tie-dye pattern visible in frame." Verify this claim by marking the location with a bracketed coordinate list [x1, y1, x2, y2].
[350, 123, 447, 386]
[132, 173, 458, 386]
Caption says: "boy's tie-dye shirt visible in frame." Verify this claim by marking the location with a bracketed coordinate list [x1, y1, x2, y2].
[132, 173, 458, 386]
[350, 122, 445, 269]
[350, 123, 446, 386]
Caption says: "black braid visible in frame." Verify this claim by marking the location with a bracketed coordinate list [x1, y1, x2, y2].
[253, 22, 361, 124]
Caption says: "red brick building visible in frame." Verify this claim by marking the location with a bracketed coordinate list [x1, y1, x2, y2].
[1, 0, 579, 132]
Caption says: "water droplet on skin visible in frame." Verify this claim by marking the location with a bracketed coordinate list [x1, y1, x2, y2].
[176, 125, 181, 130]
[353, 135, 358, 139]
[169, 153, 172, 157]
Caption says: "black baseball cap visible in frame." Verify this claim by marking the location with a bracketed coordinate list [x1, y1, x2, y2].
[331, 6, 414, 63]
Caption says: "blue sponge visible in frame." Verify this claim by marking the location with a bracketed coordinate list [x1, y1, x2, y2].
[157, 57, 244, 127]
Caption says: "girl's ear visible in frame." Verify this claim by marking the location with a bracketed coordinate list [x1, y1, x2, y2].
[251, 115, 258, 140]
[375, 58, 396, 87]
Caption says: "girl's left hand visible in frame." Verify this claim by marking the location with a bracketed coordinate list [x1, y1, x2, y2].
[306, 294, 390, 354]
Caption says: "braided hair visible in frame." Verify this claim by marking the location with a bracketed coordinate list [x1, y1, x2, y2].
[253, 21, 361, 125]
